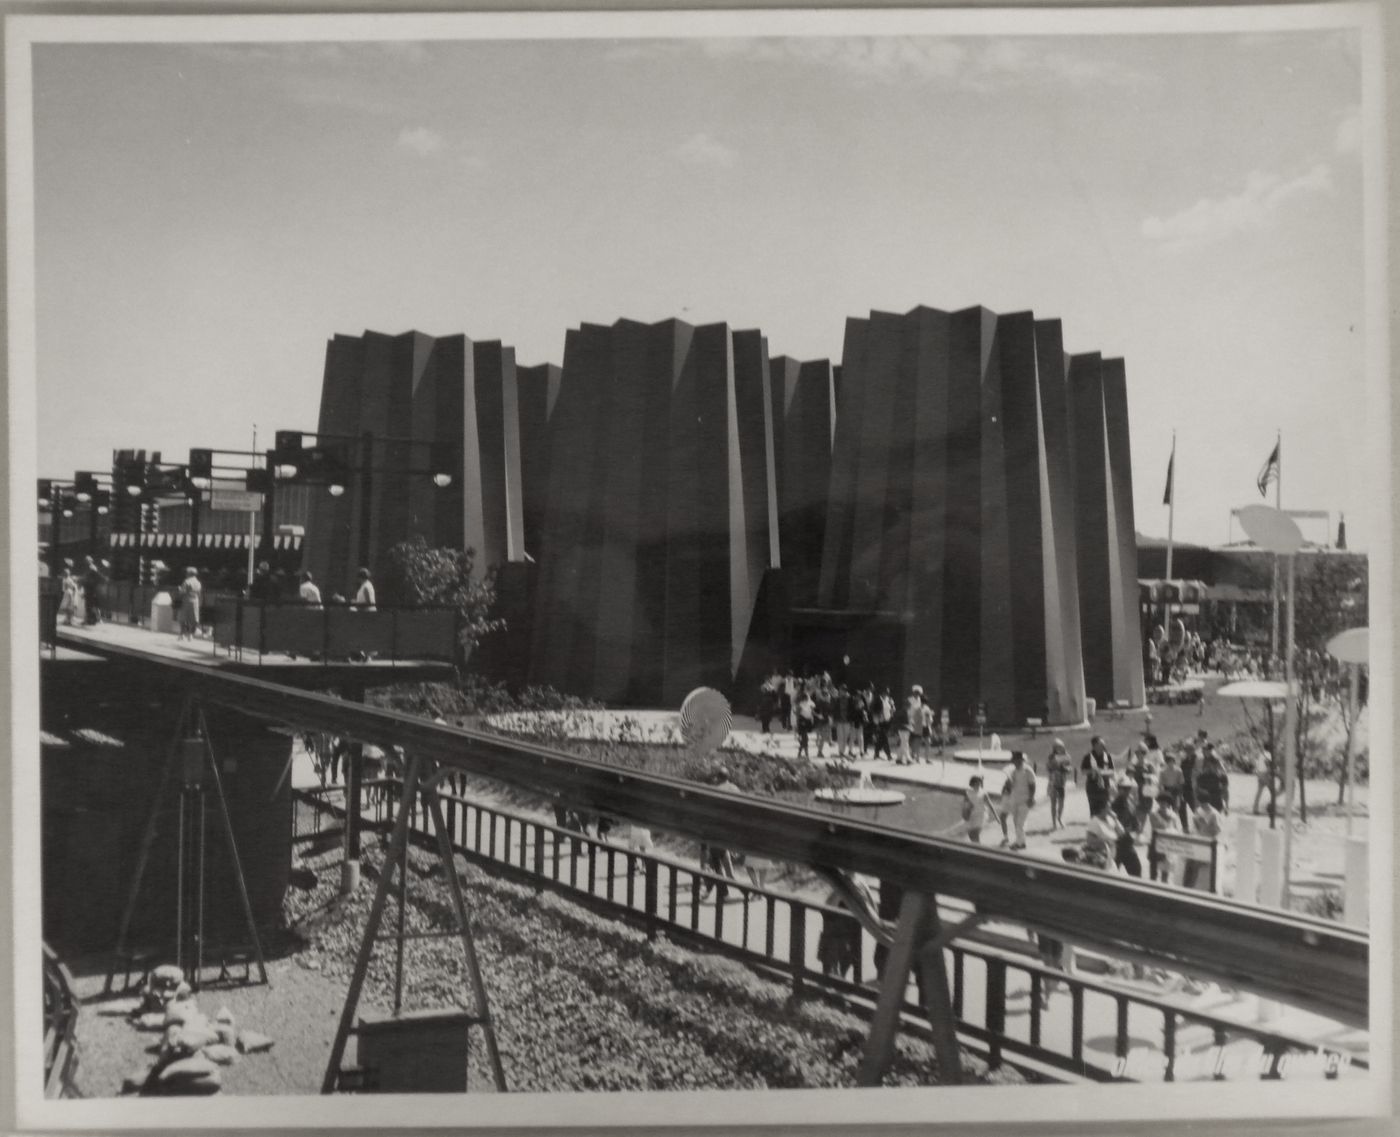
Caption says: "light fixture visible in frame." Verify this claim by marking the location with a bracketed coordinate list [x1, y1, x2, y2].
[75, 491, 92, 504]
[97, 503, 110, 516]
[61, 506, 74, 518]
[126, 483, 143, 497]
[276, 463, 300, 480]
[38, 495, 50, 508]
[191, 475, 212, 490]
[432, 472, 452, 488]
[328, 483, 346, 497]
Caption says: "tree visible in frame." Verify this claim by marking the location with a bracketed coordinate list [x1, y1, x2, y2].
[381, 535, 505, 659]
[1241, 552, 1369, 822]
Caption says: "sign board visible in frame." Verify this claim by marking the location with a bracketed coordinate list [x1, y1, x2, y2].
[209, 489, 264, 512]
[1153, 833, 1215, 864]
[1150, 830, 1219, 893]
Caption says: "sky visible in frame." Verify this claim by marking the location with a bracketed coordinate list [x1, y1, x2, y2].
[27, 19, 1373, 550]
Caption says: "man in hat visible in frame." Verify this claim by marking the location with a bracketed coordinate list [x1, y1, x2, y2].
[1109, 774, 1143, 877]
[1081, 735, 1115, 818]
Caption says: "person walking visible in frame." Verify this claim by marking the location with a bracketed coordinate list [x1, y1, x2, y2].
[832, 684, 854, 757]
[1251, 749, 1275, 815]
[1081, 735, 1115, 817]
[352, 567, 377, 609]
[298, 570, 322, 606]
[81, 555, 106, 626]
[1046, 739, 1073, 829]
[1109, 774, 1143, 877]
[870, 687, 895, 760]
[1002, 750, 1037, 850]
[1179, 744, 1200, 831]
[758, 675, 780, 734]
[58, 568, 79, 626]
[177, 567, 202, 641]
[850, 687, 870, 756]
[943, 775, 1002, 843]
[248, 560, 275, 603]
[1080, 803, 1123, 871]
[794, 687, 816, 758]
[1194, 748, 1230, 813]
[1147, 795, 1181, 883]
[812, 680, 832, 758]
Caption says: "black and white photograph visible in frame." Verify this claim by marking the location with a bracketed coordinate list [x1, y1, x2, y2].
[6, 3, 1391, 1130]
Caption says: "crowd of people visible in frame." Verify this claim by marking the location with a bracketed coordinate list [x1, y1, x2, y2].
[757, 668, 960, 764]
[246, 561, 376, 610]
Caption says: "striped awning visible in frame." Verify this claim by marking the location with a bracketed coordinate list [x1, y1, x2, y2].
[108, 532, 302, 551]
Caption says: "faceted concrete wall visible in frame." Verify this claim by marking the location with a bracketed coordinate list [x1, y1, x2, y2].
[528, 318, 778, 705]
[517, 362, 562, 559]
[770, 355, 835, 607]
[1068, 353, 1146, 709]
[304, 331, 527, 598]
[816, 306, 1093, 725]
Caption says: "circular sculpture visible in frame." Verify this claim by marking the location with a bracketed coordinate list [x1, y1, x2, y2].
[679, 687, 732, 755]
[951, 748, 1015, 766]
[814, 786, 907, 806]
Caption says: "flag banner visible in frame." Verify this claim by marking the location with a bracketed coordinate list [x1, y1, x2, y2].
[1257, 441, 1280, 497]
[1163, 450, 1175, 506]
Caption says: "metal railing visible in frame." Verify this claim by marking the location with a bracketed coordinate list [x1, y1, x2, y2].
[52, 629, 1369, 1030]
[293, 782, 1366, 1084]
[216, 599, 463, 668]
[43, 943, 81, 1098]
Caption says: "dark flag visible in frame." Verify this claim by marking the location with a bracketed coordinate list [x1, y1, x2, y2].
[1256, 440, 1280, 498]
[1337, 514, 1347, 550]
[1163, 448, 1175, 506]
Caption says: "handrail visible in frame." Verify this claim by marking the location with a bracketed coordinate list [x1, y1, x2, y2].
[293, 783, 1366, 1083]
[54, 628, 1369, 1029]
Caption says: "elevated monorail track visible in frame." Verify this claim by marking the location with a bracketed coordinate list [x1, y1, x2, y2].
[49, 630, 1370, 1030]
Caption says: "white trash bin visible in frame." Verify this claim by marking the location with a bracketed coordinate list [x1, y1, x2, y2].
[150, 591, 175, 634]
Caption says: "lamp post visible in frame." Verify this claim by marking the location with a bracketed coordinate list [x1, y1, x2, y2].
[272, 428, 456, 893]
[273, 429, 456, 592]
[1235, 504, 1305, 902]
[1325, 627, 1369, 836]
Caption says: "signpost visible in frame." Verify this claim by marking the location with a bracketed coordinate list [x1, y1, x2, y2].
[1150, 830, 1219, 893]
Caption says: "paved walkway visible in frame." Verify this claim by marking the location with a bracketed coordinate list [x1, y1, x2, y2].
[484, 710, 1368, 909]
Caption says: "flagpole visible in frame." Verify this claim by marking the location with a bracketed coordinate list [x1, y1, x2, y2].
[1164, 431, 1176, 645]
[1270, 430, 1281, 661]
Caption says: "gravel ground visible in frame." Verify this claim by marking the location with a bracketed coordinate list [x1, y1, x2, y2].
[69, 837, 1022, 1097]
[70, 954, 357, 1097]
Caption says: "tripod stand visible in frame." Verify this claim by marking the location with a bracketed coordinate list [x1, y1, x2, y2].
[104, 695, 268, 994]
[321, 749, 506, 1093]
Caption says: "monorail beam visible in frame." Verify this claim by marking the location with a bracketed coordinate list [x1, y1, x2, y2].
[49, 634, 1369, 1029]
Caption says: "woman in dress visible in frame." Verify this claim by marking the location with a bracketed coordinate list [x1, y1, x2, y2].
[177, 567, 202, 641]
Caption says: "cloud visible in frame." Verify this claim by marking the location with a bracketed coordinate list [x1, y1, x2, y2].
[1142, 164, 1334, 251]
[673, 131, 737, 168]
[1335, 106, 1362, 156]
[397, 126, 444, 157]
[688, 35, 1146, 91]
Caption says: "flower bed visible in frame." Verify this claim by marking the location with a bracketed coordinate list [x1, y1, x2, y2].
[285, 842, 1018, 1091]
